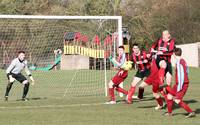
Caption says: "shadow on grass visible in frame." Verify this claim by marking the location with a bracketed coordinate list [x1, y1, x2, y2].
[137, 105, 155, 109]
[194, 108, 200, 114]
[172, 112, 188, 116]
[116, 96, 155, 104]
[16, 97, 48, 101]
[165, 99, 199, 117]
[173, 99, 198, 111]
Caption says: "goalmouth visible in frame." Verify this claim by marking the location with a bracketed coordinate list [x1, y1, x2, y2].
[0, 15, 123, 98]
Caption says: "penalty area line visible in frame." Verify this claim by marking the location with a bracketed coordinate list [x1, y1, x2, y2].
[0, 102, 105, 109]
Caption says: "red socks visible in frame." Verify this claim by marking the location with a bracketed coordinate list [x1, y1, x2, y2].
[179, 101, 193, 113]
[109, 88, 115, 101]
[156, 97, 163, 106]
[166, 99, 174, 113]
[138, 87, 144, 99]
[115, 87, 128, 95]
[167, 100, 193, 114]
[127, 86, 135, 101]
[158, 68, 165, 84]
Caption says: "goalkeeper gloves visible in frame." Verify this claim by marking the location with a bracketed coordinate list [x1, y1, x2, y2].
[108, 56, 118, 67]
[108, 56, 113, 60]
[29, 76, 35, 85]
[8, 75, 15, 83]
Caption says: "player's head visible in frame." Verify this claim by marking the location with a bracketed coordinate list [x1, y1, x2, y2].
[162, 30, 171, 40]
[174, 47, 182, 57]
[132, 43, 140, 54]
[118, 45, 125, 55]
[18, 51, 26, 61]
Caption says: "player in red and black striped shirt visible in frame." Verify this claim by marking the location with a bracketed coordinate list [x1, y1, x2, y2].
[137, 30, 175, 109]
[126, 43, 151, 103]
[151, 30, 175, 86]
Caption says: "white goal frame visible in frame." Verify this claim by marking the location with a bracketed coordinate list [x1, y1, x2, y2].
[0, 15, 123, 97]
[0, 15, 122, 45]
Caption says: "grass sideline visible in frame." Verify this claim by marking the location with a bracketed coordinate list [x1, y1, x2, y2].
[0, 68, 199, 125]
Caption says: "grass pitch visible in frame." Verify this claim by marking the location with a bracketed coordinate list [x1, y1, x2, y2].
[0, 68, 199, 125]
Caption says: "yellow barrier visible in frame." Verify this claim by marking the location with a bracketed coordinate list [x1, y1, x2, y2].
[64, 45, 105, 58]
[78, 46, 81, 54]
[89, 48, 92, 57]
[64, 45, 67, 54]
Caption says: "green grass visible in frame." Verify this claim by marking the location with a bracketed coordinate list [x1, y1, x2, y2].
[0, 68, 199, 125]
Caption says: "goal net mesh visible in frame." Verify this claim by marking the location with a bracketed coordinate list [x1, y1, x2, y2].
[0, 17, 120, 99]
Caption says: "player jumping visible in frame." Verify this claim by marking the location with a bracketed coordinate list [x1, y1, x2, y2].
[151, 30, 175, 87]
[134, 30, 175, 109]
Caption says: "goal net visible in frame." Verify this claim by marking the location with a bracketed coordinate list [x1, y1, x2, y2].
[0, 15, 123, 100]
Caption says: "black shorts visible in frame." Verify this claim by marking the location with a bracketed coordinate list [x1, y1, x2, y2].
[7, 73, 27, 83]
[135, 68, 150, 79]
[156, 56, 172, 75]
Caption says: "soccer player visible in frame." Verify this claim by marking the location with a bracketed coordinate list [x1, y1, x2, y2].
[164, 48, 195, 117]
[151, 30, 175, 86]
[138, 57, 165, 110]
[105, 46, 129, 104]
[126, 43, 151, 103]
[4, 51, 35, 101]
[137, 30, 175, 109]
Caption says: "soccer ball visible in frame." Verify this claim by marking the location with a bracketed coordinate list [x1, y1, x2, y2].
[122, 61, 133, 70]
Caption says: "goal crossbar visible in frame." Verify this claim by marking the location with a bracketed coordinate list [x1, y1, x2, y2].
[0, 15, 122, 46]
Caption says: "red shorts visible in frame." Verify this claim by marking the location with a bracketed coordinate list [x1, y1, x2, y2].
[172, 83, 189, 100]
[145, 77, 163, 93]
[144, 59, 161, 93]
[112, 69, 128, 85]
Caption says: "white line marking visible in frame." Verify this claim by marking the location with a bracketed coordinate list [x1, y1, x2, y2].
[63, 69, 80, 97]
[0, 102, 105, 109]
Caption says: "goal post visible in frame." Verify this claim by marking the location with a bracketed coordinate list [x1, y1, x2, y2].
[0, 15, 123, 98]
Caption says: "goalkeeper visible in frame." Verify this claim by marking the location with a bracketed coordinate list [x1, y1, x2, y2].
[4, 51, 35, 101]
[105, 46, 132, 104]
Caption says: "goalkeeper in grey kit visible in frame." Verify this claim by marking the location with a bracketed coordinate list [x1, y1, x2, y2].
[4, 51, 35, 101]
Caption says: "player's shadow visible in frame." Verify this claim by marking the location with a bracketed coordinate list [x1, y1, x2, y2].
[173, 108, 200, 116]
[168, 99, 198, 116]
[138, 97, 155, 102]
[28, 97, 48, 100]
[136, 97, 160, 109]
[116, 99, 127, 104]
[16, 97, 47, 101]
[194, 108, 200, 114]
[173, 99, 198, 111]
[116, 96, 155, 104]
[137, 105, 155, 109]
